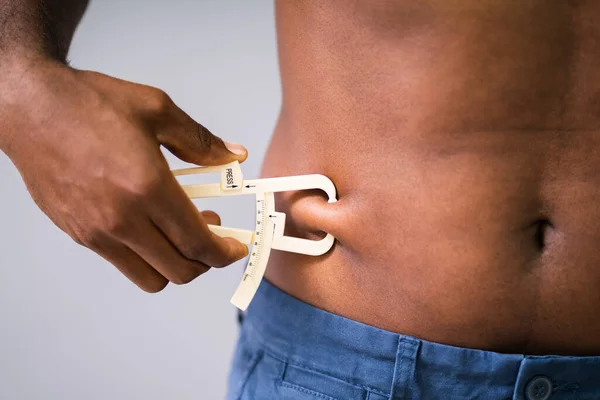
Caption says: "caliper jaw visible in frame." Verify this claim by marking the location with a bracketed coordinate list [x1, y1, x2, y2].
[173, 161, 337, 310]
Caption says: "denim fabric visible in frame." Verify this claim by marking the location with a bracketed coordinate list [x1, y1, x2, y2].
[226, 280, 600, 400]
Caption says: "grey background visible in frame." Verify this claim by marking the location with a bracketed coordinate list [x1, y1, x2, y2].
[0, 1, 279, 399]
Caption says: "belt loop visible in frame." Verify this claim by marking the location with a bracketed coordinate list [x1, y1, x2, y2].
[390, 337, 419, 400]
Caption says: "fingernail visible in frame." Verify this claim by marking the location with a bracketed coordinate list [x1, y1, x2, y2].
[224, 140, 247, 156]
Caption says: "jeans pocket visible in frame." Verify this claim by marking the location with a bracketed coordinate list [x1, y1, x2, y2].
[277, 361, 368, 400]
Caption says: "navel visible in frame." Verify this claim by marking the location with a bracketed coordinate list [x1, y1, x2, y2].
[533, 218, 554, 251]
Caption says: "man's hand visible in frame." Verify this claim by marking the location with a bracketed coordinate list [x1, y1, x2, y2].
[1, 61, 249, 292]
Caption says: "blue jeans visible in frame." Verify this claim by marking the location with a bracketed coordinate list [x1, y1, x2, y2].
[226, 280, 600, 399]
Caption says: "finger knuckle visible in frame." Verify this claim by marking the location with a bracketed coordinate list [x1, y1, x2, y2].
[197, 125, 215, 151]
[81, 203, 128, 239]
[126, 168, 164, 199]
[147, 88, 174, 113]
[179, 241, 210, 262]
[213, 257, 235, 269]
[73, 229, 103, 249]
[170, 265, 205, 285]
[102, 210, 130, 237]
[71, 234, 86, 247]
[139, 278, 168, 293]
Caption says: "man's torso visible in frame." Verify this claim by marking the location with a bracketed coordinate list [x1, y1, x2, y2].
[262, 0, 600, 356]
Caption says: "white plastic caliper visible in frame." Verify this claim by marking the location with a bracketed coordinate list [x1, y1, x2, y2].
[172, 161, 337, 310]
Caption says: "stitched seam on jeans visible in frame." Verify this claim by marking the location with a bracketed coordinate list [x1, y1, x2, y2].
[264, 349, 389, 397]
[390, 337, 405, 400]
[400, 338, 410, 400]
[278, 381, 340, 400]
[235, 350, 263, 400]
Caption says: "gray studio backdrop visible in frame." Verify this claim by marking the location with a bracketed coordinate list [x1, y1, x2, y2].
[0, 1, 279, 399]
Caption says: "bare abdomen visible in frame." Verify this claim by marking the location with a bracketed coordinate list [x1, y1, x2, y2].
[263, 0, 600, 355]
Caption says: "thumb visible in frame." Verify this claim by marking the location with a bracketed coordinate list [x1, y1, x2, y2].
[156, 104, 247, 166]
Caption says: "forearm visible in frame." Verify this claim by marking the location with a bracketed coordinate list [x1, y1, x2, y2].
[0, 0, 89, 65]
[0, 0, 89, 152]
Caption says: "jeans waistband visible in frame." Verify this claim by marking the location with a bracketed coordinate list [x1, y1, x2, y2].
[242, 279, 600, 399]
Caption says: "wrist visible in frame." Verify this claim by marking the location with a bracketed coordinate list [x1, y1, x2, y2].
[0, 56, 70, 154]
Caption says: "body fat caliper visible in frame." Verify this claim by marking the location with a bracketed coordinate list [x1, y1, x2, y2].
[172, 161, 337, 310]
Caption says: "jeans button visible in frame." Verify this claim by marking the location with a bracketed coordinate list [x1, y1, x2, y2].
[525, 376, 553, 400]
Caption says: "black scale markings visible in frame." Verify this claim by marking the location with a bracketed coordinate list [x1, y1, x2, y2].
[243, 198, 266, 282]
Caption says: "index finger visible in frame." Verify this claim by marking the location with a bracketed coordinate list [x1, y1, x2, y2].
[146, 172, 248, 267]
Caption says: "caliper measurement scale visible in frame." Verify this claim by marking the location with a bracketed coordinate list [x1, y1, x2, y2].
[173, 161, 337, 310]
